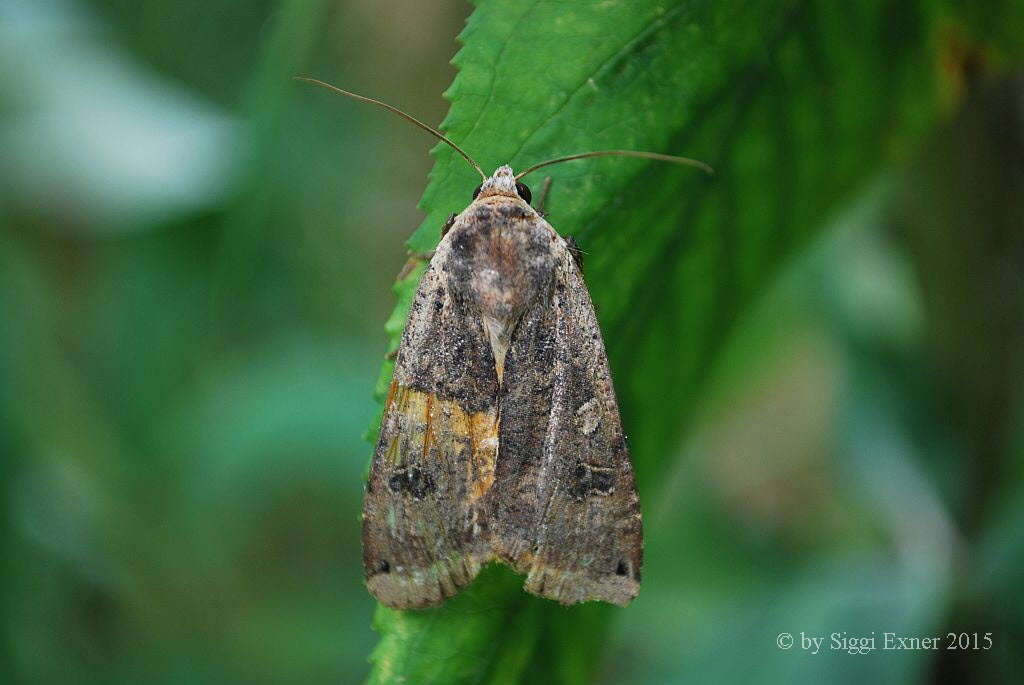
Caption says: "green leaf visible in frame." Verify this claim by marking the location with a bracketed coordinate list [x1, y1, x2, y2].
[367, 0, 954, 681]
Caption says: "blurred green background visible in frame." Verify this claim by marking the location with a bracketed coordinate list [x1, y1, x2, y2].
[1, 1, 1022, 683]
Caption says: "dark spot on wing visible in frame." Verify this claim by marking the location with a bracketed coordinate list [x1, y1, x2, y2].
[568, 462, 590, 499]
[591, 468, 616, 494]
[567, 462, 617, 499]
[386, 467, 437, 500]
[407, 466, 435, 500]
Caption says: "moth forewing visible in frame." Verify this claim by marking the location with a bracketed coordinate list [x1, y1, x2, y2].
[362, 247, 496, 609]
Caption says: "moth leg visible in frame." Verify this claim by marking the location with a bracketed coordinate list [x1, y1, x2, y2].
[565, 236, 585, 273]
[535, 177, 553, 216]
[440, 212, 457, 239]
[396, 253, 431, 281]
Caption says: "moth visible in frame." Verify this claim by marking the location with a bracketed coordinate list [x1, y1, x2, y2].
[298, 78, 709, 608]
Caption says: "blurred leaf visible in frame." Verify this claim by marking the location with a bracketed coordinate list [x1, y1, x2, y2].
[216, 0, 325, 293]
[886, 73, 1024, 682]
[364, 0, 977, 682]
[0, 1, 238, 232]
[169, 335, 376, 506]
[945, 0, 1024, 60]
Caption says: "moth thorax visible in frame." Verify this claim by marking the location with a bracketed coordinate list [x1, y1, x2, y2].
[469, 232, 554, 318]
[457, 206, 556, 383]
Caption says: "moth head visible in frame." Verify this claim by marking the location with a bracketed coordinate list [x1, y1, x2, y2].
[473, 166, 532, 204]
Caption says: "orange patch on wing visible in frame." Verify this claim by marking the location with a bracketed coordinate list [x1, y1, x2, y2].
[422, 393, 434, 462]
[467, 409, 498, 500]
[384, 378, 398, 409]
[382, 384, 498, 499]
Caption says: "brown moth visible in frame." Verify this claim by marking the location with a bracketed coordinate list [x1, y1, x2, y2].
[297, 78, 710, 609]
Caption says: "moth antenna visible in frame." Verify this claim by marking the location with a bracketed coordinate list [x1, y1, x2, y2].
[515, 150, 713, 180]
[296, 76, 487, 181]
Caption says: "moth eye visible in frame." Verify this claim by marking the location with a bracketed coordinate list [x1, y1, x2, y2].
[472, 184, 482, 200]
[515, 182, 532, 204]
